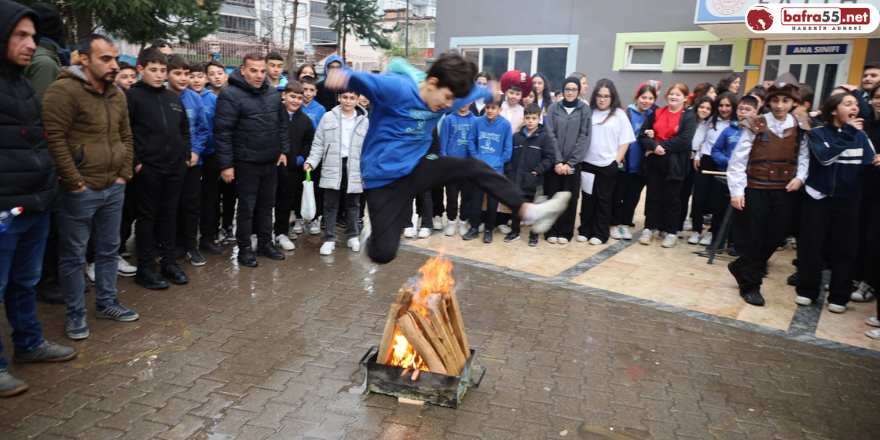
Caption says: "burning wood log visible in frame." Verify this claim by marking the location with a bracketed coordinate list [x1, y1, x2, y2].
[408, 310, 460, 376]
[427, 303, 467, 372]
[396, 313, 448, 375]
[446, 289, 470, 356]
[378, 286, 415, 364]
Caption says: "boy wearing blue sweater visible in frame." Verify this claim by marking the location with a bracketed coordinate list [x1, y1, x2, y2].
[189, 62, 223, 255]
[464, 99, 512, 243]
[324, 53, 570, 264]
[439, 104, 478, 236]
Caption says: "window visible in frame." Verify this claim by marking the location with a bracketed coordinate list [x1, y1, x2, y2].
[284, 1, 307, 16]
[221, 15, 256, 35]
[283, 27, 307, 45]
[311, 1, 328, 16]
[225, 0, 255, 7]
[458, 46, 569, 90]
[261, 0, 272, 11]
[625, 44, 663, 70]
[310, 26, 336, 43]
[676, 43, 734, 70]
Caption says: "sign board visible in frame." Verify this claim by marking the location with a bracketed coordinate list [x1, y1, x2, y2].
[743, 64, 760, 70]
[695, 0, 880, 24]
[785, 44, 847, 54]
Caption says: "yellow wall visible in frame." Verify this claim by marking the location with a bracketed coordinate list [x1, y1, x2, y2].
[744, 40, 764, 91]
[848, 39, 869, 86]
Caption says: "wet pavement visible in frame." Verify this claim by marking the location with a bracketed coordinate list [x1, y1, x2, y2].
[1, 233, 879, 439]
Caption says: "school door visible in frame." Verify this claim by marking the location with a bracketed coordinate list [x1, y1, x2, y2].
[760, 40, 852, 110]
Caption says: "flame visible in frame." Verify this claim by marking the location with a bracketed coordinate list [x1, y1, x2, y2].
[387, 249, 454, 372]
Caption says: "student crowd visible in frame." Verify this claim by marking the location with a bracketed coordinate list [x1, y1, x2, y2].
[1, 0, 879, 397]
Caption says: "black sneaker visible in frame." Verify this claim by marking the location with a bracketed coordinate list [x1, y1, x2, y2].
[134, 268, 169, 290]
[504, 231, 521, 243]
[199, 238, 223, 255]
[727, 247, 739, 257]
[14, 340, 78, 363]
[740, 289, 765, 306]
[787, 271, 798, 286]
[257, 243, 285, 260]
[238, 247, 258, 267]
[0, 370, 28, 397]
[462, 227, 480, 241]
[528, 234, 539, 247]
[185, 249, 206, 266]
[160, 260, 189, 285]
[728, 261, 743, 286]
[483, 230, 493, 243]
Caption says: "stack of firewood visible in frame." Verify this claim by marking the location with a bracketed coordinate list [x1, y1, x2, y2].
[377, 285, 470, 376]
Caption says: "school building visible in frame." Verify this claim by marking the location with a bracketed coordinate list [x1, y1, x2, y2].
[434, 0, 880, 108]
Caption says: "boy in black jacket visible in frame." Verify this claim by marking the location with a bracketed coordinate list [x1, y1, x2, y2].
[274, 81, 315, 250]
[127, 48, 191, 290]
[505, 104, 557, 246]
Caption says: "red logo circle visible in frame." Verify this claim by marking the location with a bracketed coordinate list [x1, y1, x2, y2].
[747, 6, 774, 31]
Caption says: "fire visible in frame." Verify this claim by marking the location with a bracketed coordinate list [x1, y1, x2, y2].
[388, 249, 454, 372]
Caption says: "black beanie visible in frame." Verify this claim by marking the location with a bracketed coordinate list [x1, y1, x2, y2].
[562, 77, 580, 107]
[30, 2, 64, 47]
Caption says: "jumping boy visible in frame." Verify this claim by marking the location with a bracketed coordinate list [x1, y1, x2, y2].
[324, 53, 570, 264]
[726, 74, 810, 307]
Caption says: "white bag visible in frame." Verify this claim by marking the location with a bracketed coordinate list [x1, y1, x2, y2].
[301, 170, 317, 221]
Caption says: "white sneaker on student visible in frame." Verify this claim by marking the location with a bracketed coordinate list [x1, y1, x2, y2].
[699, 232, 713, 246]
[347, 237, 360, 252]
[620, 226, 632, 240]
[866, 329, 880, 340]
[403, 227, 415, 238]
[638, 229, 652, 245]
[688, 233, 702, 245]
[444, 220, 458, 236]
[661, 234, 678, 248]
[683, 220, 693, 231]
[319, 241, 335, 255]
[85, 263, 95, 284]
[276, 234, 295, 251]
[432, 216, 443, 230]
[827, 303, 846, 314]
[117, 256, 137, 277]
[292, 219, 305, 234]
[609, 227, 622, 240]
[865, 317, 880, 327]
[528, 191, 571, 234]
[851, 281, 875, 302]
[557, 237, 569, 244]
[418, 227, 431, 238]
[308, 220, 321, 235]
[459, 221, 469, 236]
[547, 237, 558, 244]
[589, 237, 603, 245]
[498, 224, 512, 234]
[478, 223, 485, 233]
[794, 296, 813, 306]
[250, 234, 258, 250]
[576, 235, 588, 242]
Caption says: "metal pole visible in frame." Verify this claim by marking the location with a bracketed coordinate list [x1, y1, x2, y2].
[405, 0, 409, 59]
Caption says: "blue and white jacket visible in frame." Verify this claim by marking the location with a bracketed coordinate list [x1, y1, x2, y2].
[439, 111, 477, 157]
[200, 89, 218, 156]
[179, 88, 209, 165]
[710, 121, 743, 172]
[468, 115, 512, 173]
[302, 99, 327, 130]
[806, 124, 876, 197]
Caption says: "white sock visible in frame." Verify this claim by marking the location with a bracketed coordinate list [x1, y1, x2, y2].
[521, 204, 539, 223]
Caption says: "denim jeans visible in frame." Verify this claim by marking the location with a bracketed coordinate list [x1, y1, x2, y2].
[0, 209, 50, 369]
[57, 184, 125, 317]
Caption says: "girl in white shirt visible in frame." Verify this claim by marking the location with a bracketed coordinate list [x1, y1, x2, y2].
[577, 79, 635, 244]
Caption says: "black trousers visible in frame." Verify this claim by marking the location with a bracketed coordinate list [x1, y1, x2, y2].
[796, 196, 859, 306]
[119, 177, 137, 254]
[431, 186, 445, 220]
[219, 180, 236, 231]
[135, 163, 186, 270]
[200, 153, 221, 241]
[611, 173, 646, 227]
[413, 191, 434, 228]
[177, 165, 202, 251]
[543, 166, 581, 240]
[445, 182, 463, 221]
[470, 189, 498, 230]
[859, 196, 880, 315]
[645, 156, 683, 234]
[691, 155, 719, 234]
[234, 161, 277, 248]
[274, 164, 300, 235]
[731, 188, 793, 291]
[678, 157, 696, 230]
[322, 161, 360, 242]
[364, 156, 526, 264]
[578, 162, 618, 242]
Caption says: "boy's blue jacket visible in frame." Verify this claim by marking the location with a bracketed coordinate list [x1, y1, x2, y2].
[468, 115, 512, 173]
[439, 111, 477, 157]
[806, 124, 876, 197]
[200, 89, 217, 156]
[710, 121, 742, 172]
[302, 99, 326, 130]
[179, 88, 209, 165]
[347, 70, 494, 189]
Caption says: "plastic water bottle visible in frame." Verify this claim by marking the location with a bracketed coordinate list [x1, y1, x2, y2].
[0, 207, 23, 233]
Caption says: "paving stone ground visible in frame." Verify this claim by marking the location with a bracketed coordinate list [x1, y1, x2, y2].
[1, 236, 879, 439]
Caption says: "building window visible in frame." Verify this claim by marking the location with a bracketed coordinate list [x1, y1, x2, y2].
[311, 1, 328, 16]
[225, 0, 255, 7]
[676, 43, 734, 70]
[458, 46, 569, 91]
[221, 15, 256, 35]
[261, 0, 272, 11]
[284, 1, 307, 16]
[625, 44, 663, 70]
[310, 26, 337, 44]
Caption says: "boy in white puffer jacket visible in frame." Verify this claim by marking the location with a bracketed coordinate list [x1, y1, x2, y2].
[304, 88, 369, 255]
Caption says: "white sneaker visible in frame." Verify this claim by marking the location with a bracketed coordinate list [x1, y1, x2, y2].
[851, 281, 875, 302]
[276, 234, 295, 251]
[292, 219, 305, 234]
[459, 221, 469, 236]
[609, 227, 622, 240]
[319, 241, 336, 255]
[528, 191, 571, 234]
[478, 223, 485, 233]
[576, 235, 588, 242]
[403, 227, 415, 238]
[347, 237, 360, 252]
[418, 227, 431, 238]
[866, 329, 880, 340]
[589, 237, 603, 245]
[121, 234, 135, 257]
[699, 232, 713, 246]
[620, 226, 632, 240]
[865, 317, 880, 327]
[85, 263, 96, 284]
[547, 237, 558, 244]
[287, 230, 298, 241]
[661, 234, 678, 248]
[444, 220, 458, 236]
[683, 220, 693, 231]
[308, 220, 321, 235]
[688, 233, 702, 245]
[638, 229, 652, 245]
[432, 216, 443, 230]
[794, 296, 813, 306]
[827, 303, 846, 314]
[117, 256, 137, 277]
[250, 234, 258, 250]
[498, 225, 512, 234]
[557, 237, 569, 244]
